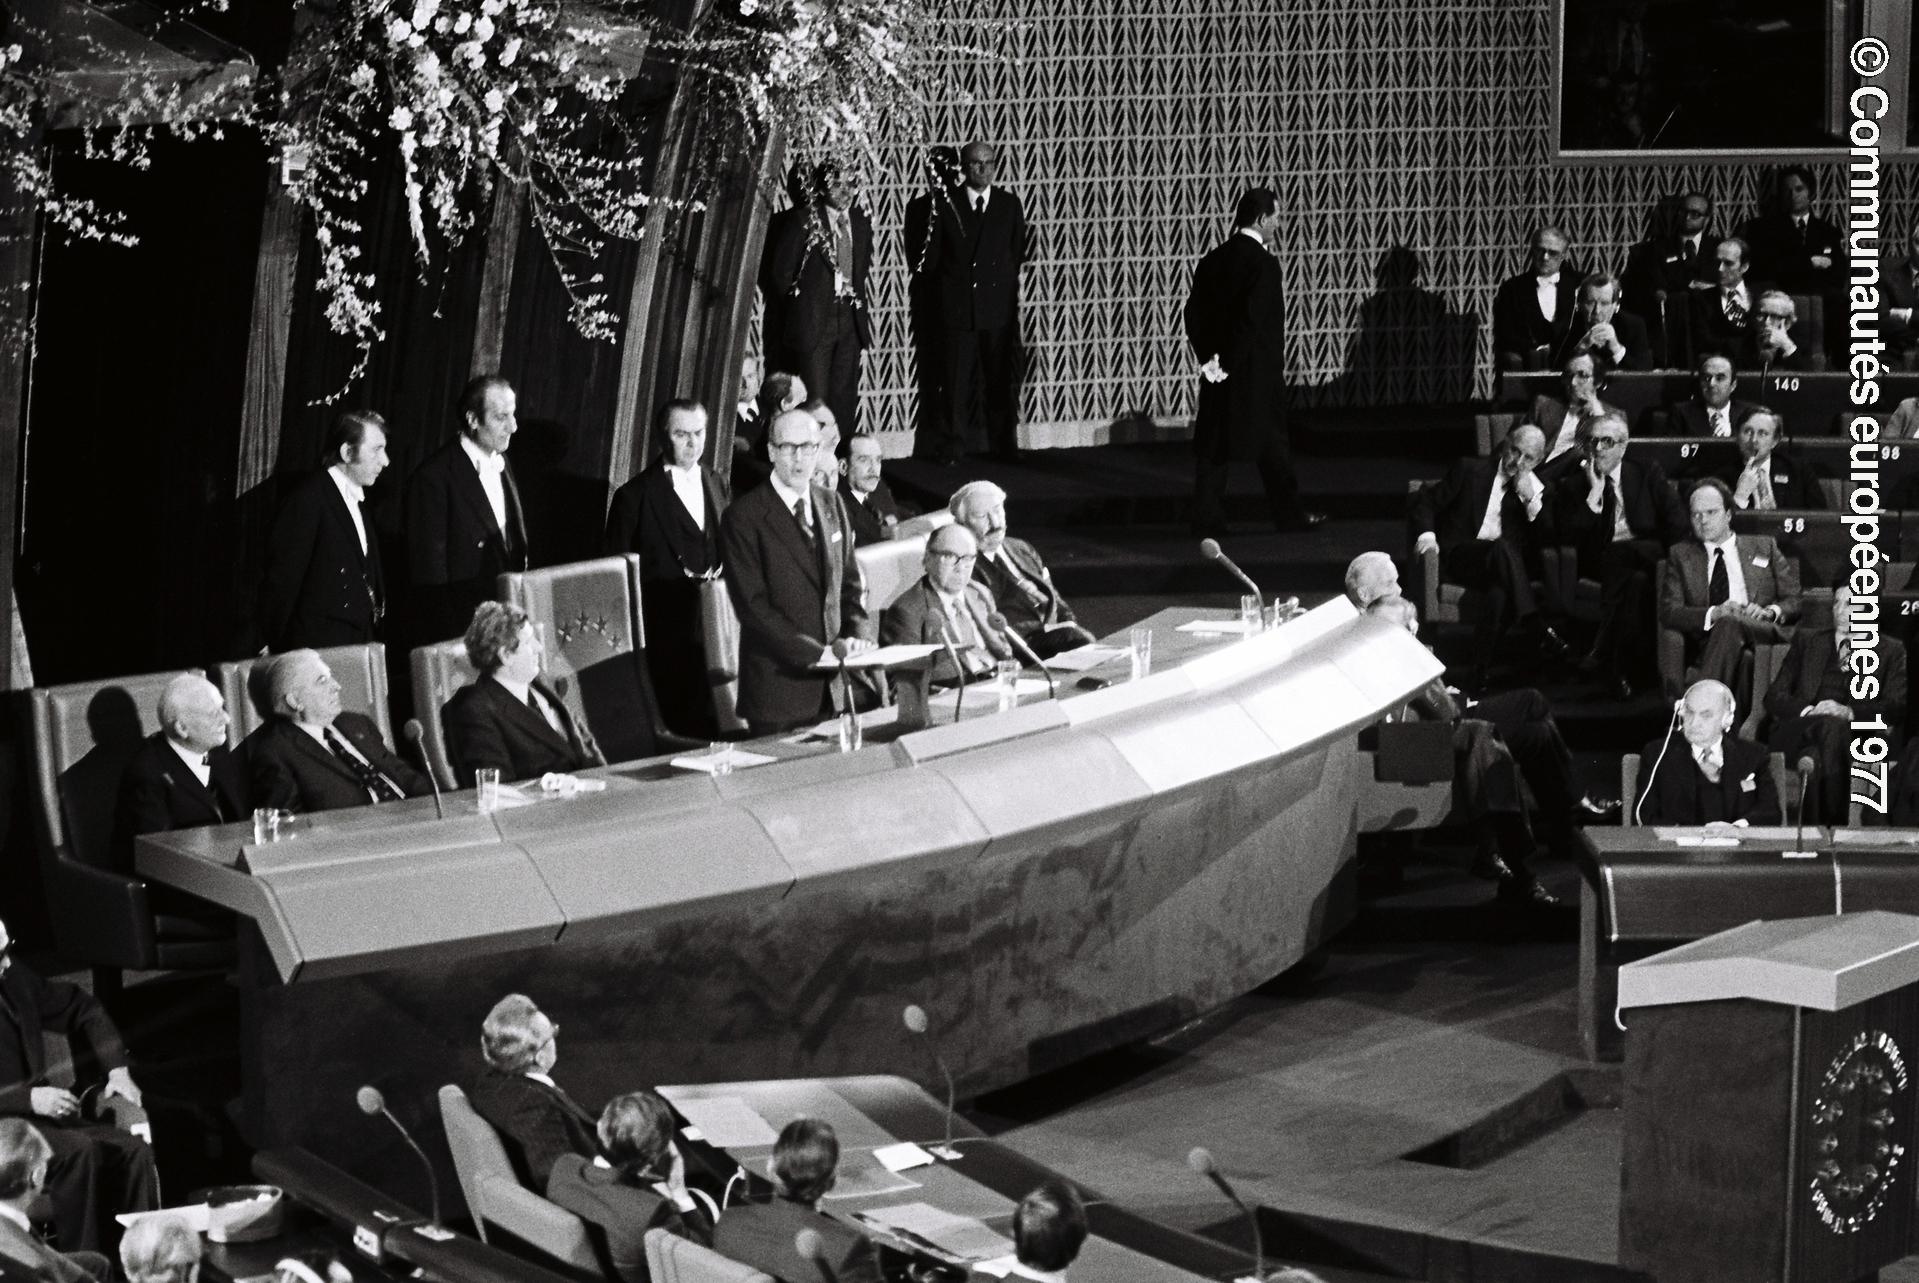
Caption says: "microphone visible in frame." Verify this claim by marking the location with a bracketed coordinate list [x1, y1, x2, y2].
[1187, 1147, 1264, 1283]
[1786, 755, 1818, 859]
[1198, 538, 1262, 605]
[930, 614, 969, 723]
[795, 1229, 838, 1283]
[988, 611, 1054, 700]
[901, 1004, 958, 1159]
[402, 720, 445, 821]
[356, 1085, 444, 1229]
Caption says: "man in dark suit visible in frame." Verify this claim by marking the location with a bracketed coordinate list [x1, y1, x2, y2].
[1013, 1182, 1089, 1283]
[0, 1121, 109, 1282]
[1736, 166, 1842, 361]
[406, 374, 529, 643]
[1762, 585, 1907, 824]
[258, 409, 390, 653]
[881, 523, 1013, 685]
[244, 650, 428, 813]
[1182, 186, 1323, 536]
[1551, 412, 1688, 698]
[115, 674, 247, 848]
[1666, 354, 1760, 439]
[1544, 273, 1652, 373]
[764, 162, 873, 437]
[1411, 424, 1567, 682]
[903, 147, 962, 454]
[1660, 477, 1800, 698]
[950, 480, 1094, 660]
[1738, 289, 1821, 373]
[603, 399, 726, 737]
[838, 432, 906, 547]
[1622, 192, 1719, 361]
[756, 164, 809, 378]
[0, 921, 158, 1256]
[920, 140, 1034, 462]
[1492, 225, 1580, 372]
[1713, 409, 1825, 510]
[1883, 226, 1919, 371]
[1637, 679, 1781, 826]
[547, 1092, 712, 1283]
[714, 1119, 883, 1283]
[1527, 351, 1620, 474]
[1686, 236, 1761, 363]
[443, 602, 605, 787]
[469, 994, 595, 1193]
[720, 409, 874, 735]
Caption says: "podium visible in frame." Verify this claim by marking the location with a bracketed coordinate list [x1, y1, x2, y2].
[1617, 912, 1919, 1283]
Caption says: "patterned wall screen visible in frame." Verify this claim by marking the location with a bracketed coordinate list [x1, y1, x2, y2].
[826, 0, 1914, 443]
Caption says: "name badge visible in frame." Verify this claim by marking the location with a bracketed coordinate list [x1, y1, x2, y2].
[1740, 774, 1757, 792]
[1752, 556, 1769, 568]
[830, 530, 843, 543]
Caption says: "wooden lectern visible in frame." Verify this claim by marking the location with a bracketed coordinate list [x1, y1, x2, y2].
[1617, 911, 1919, 1283]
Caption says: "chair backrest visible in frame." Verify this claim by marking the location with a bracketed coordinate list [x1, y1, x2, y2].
[498, 555, 664, 764]
[223, 644, 393, 744]
[438, 1084, 511, 1243]
[1622, 749, 1792, 825]
[411, 642, 481, 792]
[645, 1228, 775, 1283]
[858, 528, 938, 615]
[438, 1084, 599, 1269]
[1475, 412, 1521, 457]
[1790, 293, 1824, 366]
[1663, 293, 1694, 369]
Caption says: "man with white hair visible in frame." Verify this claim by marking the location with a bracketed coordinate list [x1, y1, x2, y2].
[1635, 678, 1780, 826]
[1743, 289, 1817, 372]
[950, 480, 1094, 658]
[243, 650, 427, 812]
[1342, 551, 1400, 610]
[116, 674, 247, 843]
[0, 1119, 110, 1281]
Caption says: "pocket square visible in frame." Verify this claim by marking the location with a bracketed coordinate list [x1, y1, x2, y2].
[1740, 773, 1757, 792]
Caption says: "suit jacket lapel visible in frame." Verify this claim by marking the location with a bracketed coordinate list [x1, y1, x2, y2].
[963, 584, 1010, 659]
[451, 448, 506, 543]
[488, 676, 573, 756]
[769, 488, 824, 591]
[286, 720, 364, 787]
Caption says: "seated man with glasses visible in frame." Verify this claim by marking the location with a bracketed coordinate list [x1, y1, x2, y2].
[1740, 289, 1821, 373]
[881, 523, 1016, 684]
[1551, 412, 1687, 699]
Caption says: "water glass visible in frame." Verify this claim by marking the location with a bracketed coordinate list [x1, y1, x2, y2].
[994, 659, 1022, 713]
[1240, 594, 1263, 632]
[475, 767, 501, 813]
[1129, 626, 1153, 680]
[251, 807, 281, 844]
[1265, 596, 1301, 629]
[837, 709, 862, 754]
[708, 742, 734, 776]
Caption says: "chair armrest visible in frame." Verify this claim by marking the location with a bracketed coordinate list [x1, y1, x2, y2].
[1419, 544, 1441, 622]
[475, 1173, 596, 1269]
[46, 848, 154, 970]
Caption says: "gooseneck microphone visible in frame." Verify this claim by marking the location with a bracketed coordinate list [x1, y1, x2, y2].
[402, 720, 445, 820]
[795, 1229, 838, 1283]
[902, 1004, 958, 1158]
[1199, 539, 1262, 605]
[931, 615, 969, 723]
[1187, 1147, 1264, 1283]
[356, 1085, 444, 1228]
[1787, 755, 1818, 858]
[988, 611, 1055, 700]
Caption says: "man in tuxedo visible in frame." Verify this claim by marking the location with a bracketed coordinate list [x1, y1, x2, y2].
[0, 921, 157, 1257]
[951, 480, 1094, 659]
[1762, 585, 1906, 823]
[1411, 425, 1568, 683]
[714, 1119, 884, 1283]
[763, 162, 873, 436]
[0, 1121, 109, 1282]
[1183, 186, 1324, 536]
[1545, 273, 1652, 373]
[406, 374, 529, 643]
[1551, 412, 1688, 698]
[1659, 477, 1800, 698]
[720, 409, 874, 734]
[1637, 679, 1781, 826]
[1686, 236, 1760, 363]
[838, 433, 906, 546]
[115, 674, 247, 845]
[259, 410, 390, 653]
[881, 523, 1013, 685]
[904, 146, 963, 454]
[603, 399, 726, 737]
[921, 140, 1034, 462]
[1492, 226, 1579, 372]
[1713, 409, 1825, 510]
[1666, 354, 1759, 439]
[1883, 226, 1919, 371]
[443, 602, 605, 787]
[244, 650, 428, 812]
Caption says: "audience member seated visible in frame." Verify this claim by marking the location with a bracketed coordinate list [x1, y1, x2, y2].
[1636, 679, 1781, 826]
[1545, 272, 1651, 373]
[1550, 412, 1687, 698]
[1659, 477, 1799, 698]
[1740, 289, 1819, 373]
[1884, 226, 1919, 372]
[1686, 236, 1759, 362]
[839, 433, 906, 547]
[1888, 396, 1919, 441]
[0, 919, 157, 1256]
[1762, 585, 1907, 824]
[1011, 1181, 1089, 1283]
[1711, 409, 1824, 510]
[1666, 354, 1758, 439]
[951, 481, 1095, 659]
[0, 1120, 111, 1283]
[468, 994, 596, 1194]
[244, 650, 428, 813]
[118, 1211, 201, 1283]
[443, 602, 605, 788]
[1342, 550, 1400, 610]
[116, 674, 248, 848]
[1735, 165, 1842, 316]
[547, 1091, 714, 1283]
[1621, 192, 1719, 328]
[713, 1118, 883, 1283]
[1411, 424, 1568, 686]
[1492, 226, 1580, 372]
[1527, 351, 1619, 469]
[881, 523, 1013, 684]
[731, 371, 807, 496]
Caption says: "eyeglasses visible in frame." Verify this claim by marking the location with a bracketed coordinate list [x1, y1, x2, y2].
[930, 551, 978, 565]
[770, 441, 819, 455]
[1585, 436, 1628, 450]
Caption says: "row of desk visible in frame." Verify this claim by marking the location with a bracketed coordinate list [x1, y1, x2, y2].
[1499, 370, 1919, 434]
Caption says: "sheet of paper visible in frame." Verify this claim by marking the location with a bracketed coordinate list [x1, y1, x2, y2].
[930, 679, 1050, 711]
[1044, 644, 1128, 672]
[669, 749, 778, 775]
[972, 1254, 1019, 1278]
[670, 1095, 779, 1147]
[872, 1141, 936, 1172]
[857, 1201, 1014, 1262]
[117, 1203, 210, 1232]
[1176, 619, 1256, 635]
[811, 643, 943, 669]
[796, 705, 902, 742]
[820, 1148, 922, 1198]
[1831, 829, 1919, 846]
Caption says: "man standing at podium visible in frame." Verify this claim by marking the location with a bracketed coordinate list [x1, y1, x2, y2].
[1636, 679, 1781, 826]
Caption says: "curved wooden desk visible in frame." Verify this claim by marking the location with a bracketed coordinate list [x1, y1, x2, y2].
[137, 601, 1439, 1193]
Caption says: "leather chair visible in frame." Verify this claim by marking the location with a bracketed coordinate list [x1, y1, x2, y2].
[1474, 411, 1522, 458]
[498, 555, 697, 765]
[28, 669, 234, 991]
[409, 640, 480, 792]
[856, 514, 952, 614]
[644, 1227, 774, 1283]
[223, 643, 394, 743]
[437, 1084, 598, 1271]
[1621, 750, 1792, 826]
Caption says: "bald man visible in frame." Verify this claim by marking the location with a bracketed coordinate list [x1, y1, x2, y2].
[115, 675, 247, 854]
[1636, 679, 1780, 826]
[1342, 551, 1400, 610]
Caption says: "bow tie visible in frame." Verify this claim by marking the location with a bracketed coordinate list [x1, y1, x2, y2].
[473, 451, 505, 476]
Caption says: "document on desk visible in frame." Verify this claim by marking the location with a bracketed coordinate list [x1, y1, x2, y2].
[931, 679, 1050, 711]
[820, 1148, 921, 1199]
[811, 644, 942, 668]
[670, 1095, 779, 1147]
[669, 748, 778, 775]
[1045, 643, 1128, 672]
[1175, 618, 1256, 635]
[856, 1202, 1013, 1262]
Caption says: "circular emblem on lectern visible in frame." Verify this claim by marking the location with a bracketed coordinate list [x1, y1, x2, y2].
[1809, 1030, 1909, 1233]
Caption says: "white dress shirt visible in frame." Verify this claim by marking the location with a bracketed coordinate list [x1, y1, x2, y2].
[1701, 534, 1749, 626]
[167, 737, 213, 787]
[460, 434, 510, 534]
[496, 675, 566, 738]
[1535, 271, 1560, 323]
[1474, 470, 1541, 541]
[667, 463, 706, 530]
[327, 464, 370, 554]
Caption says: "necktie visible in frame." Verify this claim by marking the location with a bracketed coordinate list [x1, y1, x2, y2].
[1711, 408, 1729, 437]
[527, 689, 564, 738]
[1700, 747, 1722, 784]
[1725, 293, 1746, 326]
[1755, 469, 1775, 511]
[1708, 547, 1729, 607]
[324, 727, 403, 803]
[999, 553, 1049, 617]
[792, 497, 816, 549]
